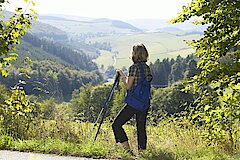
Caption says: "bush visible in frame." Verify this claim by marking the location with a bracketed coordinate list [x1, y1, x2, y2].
[0, 85, 39, 139]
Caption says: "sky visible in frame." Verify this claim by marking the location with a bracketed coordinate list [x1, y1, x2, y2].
[5, 0, 191, 20]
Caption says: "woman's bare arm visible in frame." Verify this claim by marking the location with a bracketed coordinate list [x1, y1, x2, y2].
[117, 70, 134, 90]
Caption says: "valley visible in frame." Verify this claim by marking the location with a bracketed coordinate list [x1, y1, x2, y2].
[37, 14, 202, 70]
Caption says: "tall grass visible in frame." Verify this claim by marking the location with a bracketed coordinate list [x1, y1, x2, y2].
[1, 116, 239, 159]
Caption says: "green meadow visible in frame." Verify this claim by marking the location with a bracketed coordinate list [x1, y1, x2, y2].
[89, 32, 200, 69]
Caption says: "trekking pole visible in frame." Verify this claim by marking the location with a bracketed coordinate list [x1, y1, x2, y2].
[93, 72, 120, 141]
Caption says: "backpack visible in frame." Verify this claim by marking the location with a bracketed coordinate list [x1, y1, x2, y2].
[124, 62, 151, 112]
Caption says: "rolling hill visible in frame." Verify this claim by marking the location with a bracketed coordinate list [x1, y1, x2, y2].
[3, 11, 100, 58]
[126, 18, 207, 34]
[2, 11, 69, 41]
[36, 15, 143, 57]
[38, 15, 143, 35]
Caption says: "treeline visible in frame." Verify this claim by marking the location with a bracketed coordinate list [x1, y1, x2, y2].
[102, 54, 200, 87]
[0, 60, 103, 101]
[40, 55, 199, 122]
[22, 33, 97, 71]
[71, 32, 110, 42]
[150, 54, 200, 86]
[36, 81, 194, 124]
[88, 41, 112, 51]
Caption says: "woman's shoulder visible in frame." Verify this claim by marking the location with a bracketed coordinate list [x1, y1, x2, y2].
[141, 62, 150, 68]
[130, 62, 150, 69]
[143, 62, 150, 67]
[129, 63, 139, 69]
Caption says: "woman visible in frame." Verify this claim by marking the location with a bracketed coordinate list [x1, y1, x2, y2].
[112, 43, 152, 153]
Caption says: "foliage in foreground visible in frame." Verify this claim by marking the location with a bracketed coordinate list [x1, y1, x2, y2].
[0, 117, 239, 160]
[0, 79, 239, 159]
[0, 0, 37, 77]
[171, 0, 240, 149]
[0, 0, 38, 140]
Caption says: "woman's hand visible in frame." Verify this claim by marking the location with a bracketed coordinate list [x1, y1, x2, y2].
[116, 69, 126, 81]
[116, 69, 124, 77]
[116, 69, 134, 90]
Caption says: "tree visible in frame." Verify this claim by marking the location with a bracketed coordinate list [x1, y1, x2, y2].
[150, 81, 194, 123]
[0, 0, 37, 77]
[70, 84, 93, 121]
[70, 84, 113, 122]
[39, 97, 56, 119]
[168, 62, 184, 84]
[0, 0, 38, 139]
[171, 0, 240, 148]
[111, 83, 125, 119]
[184, 59, 200, 78]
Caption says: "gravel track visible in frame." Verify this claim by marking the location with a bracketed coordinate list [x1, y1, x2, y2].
[0, 150, 107, 160]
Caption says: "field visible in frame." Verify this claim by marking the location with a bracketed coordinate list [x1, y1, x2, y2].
[89, 32, 201, 69]
[92, 50, 114, 69]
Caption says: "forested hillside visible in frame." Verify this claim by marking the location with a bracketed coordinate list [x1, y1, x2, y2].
[21, 33, 98, 71]
[150, 54, 200, 86]
[1, 11, 103, 101]
[0, 32, 103, 101]
[0, 60, 102, 101]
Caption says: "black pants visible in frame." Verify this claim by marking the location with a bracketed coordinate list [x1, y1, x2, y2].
[112, 104, 148, 150]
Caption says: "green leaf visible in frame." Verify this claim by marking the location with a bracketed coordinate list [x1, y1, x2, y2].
[15, 7, 23, 13]
[1, 69, 8, 77]
[33, 16, 38, 21]
[20, 29, 26, 35]
[235, 83, 240, 90]
[30, 8, 37, 14]
[3, 56, 17, 61]
[11, 46, 17, 51]
[204, 105, 211, 111]
[6, 21, 11, 27]
[192, 113, 200, 120]
[26, 74, 31, 79]
[31, 1, 36, 6]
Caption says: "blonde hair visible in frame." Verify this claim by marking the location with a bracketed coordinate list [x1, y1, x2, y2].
[131, 43, 149, 62]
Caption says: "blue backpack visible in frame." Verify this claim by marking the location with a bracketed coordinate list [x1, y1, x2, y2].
[124, 62, 151, 112]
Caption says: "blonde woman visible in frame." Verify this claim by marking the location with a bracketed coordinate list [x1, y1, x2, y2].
[112, 43, 152, 154]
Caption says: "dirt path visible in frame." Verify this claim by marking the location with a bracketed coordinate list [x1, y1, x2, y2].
[0, 150, 106, 160]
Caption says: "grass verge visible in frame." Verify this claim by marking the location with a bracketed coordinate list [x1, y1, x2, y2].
[0, 119, 239, 160]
